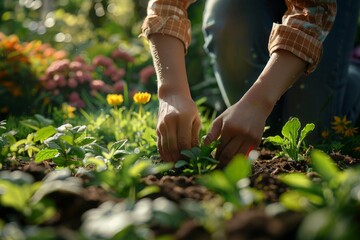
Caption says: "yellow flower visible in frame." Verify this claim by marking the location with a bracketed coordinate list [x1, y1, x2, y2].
[107, 94, 124, 106]
[353, 146, 360, 152]
[133, 92, 151, 104]
[331, 116, 351, 134]
[62, 103, 76, 119]
[343, 127, 358, 137]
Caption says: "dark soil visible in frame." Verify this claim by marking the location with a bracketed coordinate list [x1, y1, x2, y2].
[2, 148, 360, 239]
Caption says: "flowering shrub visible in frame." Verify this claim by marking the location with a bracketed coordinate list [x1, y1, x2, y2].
[0, 33, 66, 116]
[0, 32, 156, 116]
[39, 48, 156, 111]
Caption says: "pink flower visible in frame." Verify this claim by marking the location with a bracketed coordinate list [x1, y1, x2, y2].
[90, 80, 105, 90]
[69, 92, 80, 102]
[68, 78, 78, 88]
[46, 59, 70, 75]
[45, 81, 57, 90]
[92, 55, 113, 67]
[112, 49, 135, 62]
[70, 61, 84, 71]
[104, 65, 117, 77]
[139, 65, 155, 85]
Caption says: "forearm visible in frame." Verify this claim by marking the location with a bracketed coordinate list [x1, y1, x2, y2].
[149, 34, 191, 99]
[242, 50, 307, 113]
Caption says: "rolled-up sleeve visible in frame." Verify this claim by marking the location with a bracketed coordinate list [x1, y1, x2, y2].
[140, 0, 196, 51]
[268, 0, 337, 74]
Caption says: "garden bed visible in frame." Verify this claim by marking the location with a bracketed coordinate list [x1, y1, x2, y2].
[2, 145, 359, 239]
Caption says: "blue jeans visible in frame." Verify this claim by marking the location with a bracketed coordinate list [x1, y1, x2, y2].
[202, 0, 360, 140]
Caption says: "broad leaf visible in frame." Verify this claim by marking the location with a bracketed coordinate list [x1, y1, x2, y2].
[224, 154, 251, 185]
[282, 117, 300, 143]
[311, 150, 339, 183]
[35, 149, 59, 163]
[35, 126, 56, 143]
[298, 123, 315, 145]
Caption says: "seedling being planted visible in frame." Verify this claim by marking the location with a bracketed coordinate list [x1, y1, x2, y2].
[264, 117, 315, 161]
[174, 138, 220, 175]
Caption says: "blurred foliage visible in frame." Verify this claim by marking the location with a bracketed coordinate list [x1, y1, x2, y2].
[0, 0, 223, 117]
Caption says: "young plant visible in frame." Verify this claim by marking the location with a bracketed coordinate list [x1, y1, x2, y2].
[264, 117, 315, 161]
[86, 154, 173, 206]
[278, 150, 360, 239]
[198, 154, 262, 209]
[175, 138, 220, 175]
[0, 171, 56, 224]
[35, 124, 96, 168]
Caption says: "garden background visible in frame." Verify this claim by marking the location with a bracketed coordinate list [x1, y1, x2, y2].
[1, 1, 360, 240]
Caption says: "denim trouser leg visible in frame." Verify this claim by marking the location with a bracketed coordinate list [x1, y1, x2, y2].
[282, 0, 360, 137]
[202, 0, 360, 139]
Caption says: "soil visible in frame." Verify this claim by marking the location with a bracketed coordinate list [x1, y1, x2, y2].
[2, 148, 360, 239]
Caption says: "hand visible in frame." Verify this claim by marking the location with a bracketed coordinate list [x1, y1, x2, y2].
[157, 94, 202, 162]
[204, 96, 270, 166]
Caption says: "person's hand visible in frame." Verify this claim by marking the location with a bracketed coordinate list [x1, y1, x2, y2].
[157, 94, 202, 162]
[204, 96, 270, 166]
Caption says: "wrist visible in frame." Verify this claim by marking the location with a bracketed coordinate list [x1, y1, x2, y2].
[158, 82, 191, 99]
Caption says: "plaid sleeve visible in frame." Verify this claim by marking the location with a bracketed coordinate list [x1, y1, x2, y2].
[268, 0, 337, 74]
[140, 0, 196, 51]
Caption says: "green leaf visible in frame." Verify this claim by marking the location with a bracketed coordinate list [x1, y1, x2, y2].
[224, 154, 251, 185]
[311, 150, 339, 183]
[68, 146, 85, 159]
[128, 160, 151, 177]
[298, 123, 315, 145]
[175, 160, 189, 168]
[110, 140, 127, 151]
[180, 149, 197, 160]
[278, 173, 316, 190]
[199, 170, 234, 193]
[35, 149, 59, 163]
[78, 137, 96, 146]
[264, 135, 284, 145]
[35, 126, 56, 143]
[282, 117, 300, 143]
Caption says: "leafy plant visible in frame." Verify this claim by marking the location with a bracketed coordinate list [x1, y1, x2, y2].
[278, 150, 360, 239]
[86, 154, 173, 206]
[35, 123, 96, 168]
[0, 171, 56, 224]
[175, 138, 220, 175]
[198, 154, 262, 209]
[264, 117, 315, 161]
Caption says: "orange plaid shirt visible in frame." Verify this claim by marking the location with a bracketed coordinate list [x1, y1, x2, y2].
[141, 0, 337, 74]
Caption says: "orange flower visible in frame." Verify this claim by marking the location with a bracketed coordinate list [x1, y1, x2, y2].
[331, 116, 351, 134]
[133, 92, 151, 104]
[343, 127, 358, 137]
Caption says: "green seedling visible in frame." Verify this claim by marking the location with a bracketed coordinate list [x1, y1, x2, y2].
[198, 154, 262, 209]
[278, 150, 360, 239]
[87, 154, 173, 206]
[35, 124, 96, 167]
[264, 117, 315, 161]
[175, 138, 220, 175]
[0, 171, 56, 224]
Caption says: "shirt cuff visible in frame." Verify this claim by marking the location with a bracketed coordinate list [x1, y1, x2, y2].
[268, 23, 323, 74]
[140, 15, 192, 51]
